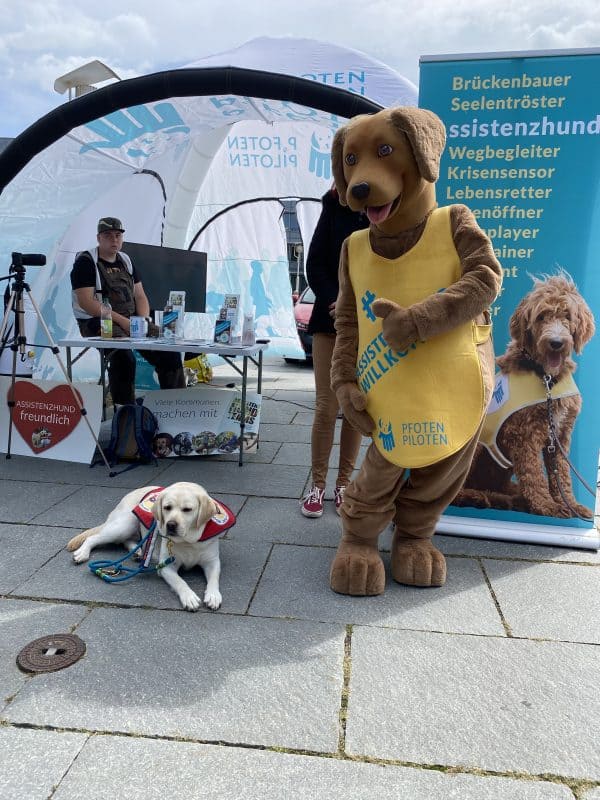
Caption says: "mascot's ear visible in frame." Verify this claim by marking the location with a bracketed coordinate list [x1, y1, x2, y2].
[388, 107, 446, 183]
[331, 126, 348, 206]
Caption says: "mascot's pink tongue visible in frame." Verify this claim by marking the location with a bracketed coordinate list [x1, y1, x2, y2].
[367, 202, 393, 225]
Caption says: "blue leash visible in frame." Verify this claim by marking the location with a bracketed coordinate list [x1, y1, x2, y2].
[89, 521, 175, 583]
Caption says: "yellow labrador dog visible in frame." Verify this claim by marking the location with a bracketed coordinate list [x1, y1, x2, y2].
[66, 482, 233, 611]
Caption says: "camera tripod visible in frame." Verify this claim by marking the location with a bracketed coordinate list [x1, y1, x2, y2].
[0, 252, 113, 473]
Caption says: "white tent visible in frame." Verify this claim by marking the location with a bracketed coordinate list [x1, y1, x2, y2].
[0, 37, 417, 378]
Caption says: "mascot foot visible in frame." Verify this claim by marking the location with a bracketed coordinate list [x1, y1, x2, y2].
[330, 539, 385, 596]
[391, 534, 446, 587]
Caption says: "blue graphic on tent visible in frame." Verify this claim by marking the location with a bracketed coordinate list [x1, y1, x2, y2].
[80, 103, 190, 157]
[378, 419, 395, 452]
[361, 289, 377, 322]
[308, 130, 333, 178]
[249, 260, 274, 318]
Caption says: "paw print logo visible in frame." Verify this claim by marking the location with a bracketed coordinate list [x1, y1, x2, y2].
[378, 419, 395, 452]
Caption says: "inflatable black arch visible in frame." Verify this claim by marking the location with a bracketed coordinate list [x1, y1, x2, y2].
[0, 66, 384, 194]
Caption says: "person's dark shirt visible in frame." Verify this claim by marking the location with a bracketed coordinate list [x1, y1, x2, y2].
[70, 251, 140, 291]
[306, 189, 368, 335]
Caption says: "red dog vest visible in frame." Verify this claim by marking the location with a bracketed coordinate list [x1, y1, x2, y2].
[132, 487, 236, 541]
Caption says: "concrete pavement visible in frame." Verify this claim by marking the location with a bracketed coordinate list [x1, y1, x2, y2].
[1, 356, 599, 799]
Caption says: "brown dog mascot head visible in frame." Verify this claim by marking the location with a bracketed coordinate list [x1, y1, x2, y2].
[331, 107, 446, 234]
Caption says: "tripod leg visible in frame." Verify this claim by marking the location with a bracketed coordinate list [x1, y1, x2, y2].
[19, 288, 115, 475]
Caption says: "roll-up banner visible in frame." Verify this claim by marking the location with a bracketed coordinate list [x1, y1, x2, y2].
[419, 49, 600, 549]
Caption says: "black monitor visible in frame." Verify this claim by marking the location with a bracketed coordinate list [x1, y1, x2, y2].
[121, 242, 207, 312]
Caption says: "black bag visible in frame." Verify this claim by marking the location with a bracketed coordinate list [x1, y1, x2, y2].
[105, 398, 158, 467]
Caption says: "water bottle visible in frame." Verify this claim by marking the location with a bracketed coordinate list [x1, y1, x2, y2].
[100, 297, 113, 339]
[242, 312, 255, 346]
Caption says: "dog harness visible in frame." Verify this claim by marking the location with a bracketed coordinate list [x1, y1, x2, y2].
[480, 371, 580, 468]
[132, 487, 236, 541]
[348, 206, 490, 468]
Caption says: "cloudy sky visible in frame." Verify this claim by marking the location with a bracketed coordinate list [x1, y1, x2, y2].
[1, 0, 598, 137]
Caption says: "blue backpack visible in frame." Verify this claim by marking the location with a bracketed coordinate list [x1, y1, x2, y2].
[105, 398, 158, 467]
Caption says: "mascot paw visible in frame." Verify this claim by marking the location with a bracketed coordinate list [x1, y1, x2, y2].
[330, 541, 385, 596]
[372, 298, 418, 353]
[391, 536, 446, 587]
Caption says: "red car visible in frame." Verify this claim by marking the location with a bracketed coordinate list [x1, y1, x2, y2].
[292, 286, 314, 359]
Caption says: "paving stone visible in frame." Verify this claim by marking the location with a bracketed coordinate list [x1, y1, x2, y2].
[249, 545, 504, 635]
[234, 497, 342, 547]
[0, 599, 89, 704]
[437, 533, 600, 564]
[0, 523, 69, 593]
[582, 789, 600, 799]
[293, 411, 314, 425]
[156, 459, 310, 498]
[260, 422, 314, 444]
[6, 609, 345, 751]
[0, 727, 87, 800]
[51, 736, 573, 800]
[347, 626, 600, 779]
[12, 538, 270, 614]
[258, 400, 299, 424]
[0, 479, 81, 523]
[269, 388, 316, 408]
[483, 559, 600, 643]
[0, 456, 173, 488]
[273, 441, 367, 470]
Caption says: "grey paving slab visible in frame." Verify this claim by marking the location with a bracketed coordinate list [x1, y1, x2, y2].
[0, 455, 173, 487]
[0, 727, 87, 800]
[348, 626, 600, 779]
[156, 459, 310, 498]
[234, 497, 343, 547]
[437, 533, 600, 564]
[249, 545, 505, 635]
[13, 538, 270, 614]
[483, 559, 600, 643]
[273, 441, 367, 470]
[260, 422, 314, 443]
[293, 411, 315, 425]
[6, 609, 345, 751]
[51, 736, 573, 800]
[0, 479, 80, 523]
[0, 598, 89, 704]
[258, 400, 299, 424]
[0, 523, 68, 593]
[583, 789, 600, 799]
[268, 388, 316, 408]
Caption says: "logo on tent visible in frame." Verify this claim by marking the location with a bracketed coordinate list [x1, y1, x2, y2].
[80, 103, 190, 158]
[308, 130, 333, 179]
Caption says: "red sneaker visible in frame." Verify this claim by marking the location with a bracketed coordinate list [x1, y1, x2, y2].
[334, 485, 346, 516]
[300, 485, 325, 518]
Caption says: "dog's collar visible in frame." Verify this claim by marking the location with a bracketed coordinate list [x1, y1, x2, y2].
[131, 488, 236, 542]
[519, 348, 558, 387]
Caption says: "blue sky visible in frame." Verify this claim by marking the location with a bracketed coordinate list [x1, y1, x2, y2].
[1, 0, 598, 137]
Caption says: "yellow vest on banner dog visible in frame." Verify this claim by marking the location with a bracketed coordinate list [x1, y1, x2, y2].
[480, 371, 579, 468]
[348, 206, 489, 468]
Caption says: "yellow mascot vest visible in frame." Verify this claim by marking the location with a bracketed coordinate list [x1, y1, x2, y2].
[480, 371, 579, 468]
[348, 206, 489, 468]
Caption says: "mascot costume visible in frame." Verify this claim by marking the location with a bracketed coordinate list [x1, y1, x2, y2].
[329, 107, 503, 596]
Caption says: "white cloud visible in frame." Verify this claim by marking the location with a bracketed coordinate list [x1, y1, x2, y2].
[0, 0, 598, 135]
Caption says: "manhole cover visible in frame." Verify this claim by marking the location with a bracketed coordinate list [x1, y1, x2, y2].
[16, 633, 86, 674]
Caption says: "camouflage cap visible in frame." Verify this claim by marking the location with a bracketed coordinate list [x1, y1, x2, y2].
[97, 217, 125, 233]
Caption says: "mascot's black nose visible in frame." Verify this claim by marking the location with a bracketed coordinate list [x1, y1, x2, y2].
[351, 182, 370, 200]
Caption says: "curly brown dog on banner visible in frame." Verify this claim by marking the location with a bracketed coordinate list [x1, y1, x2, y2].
[454, 272, 595, 519]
